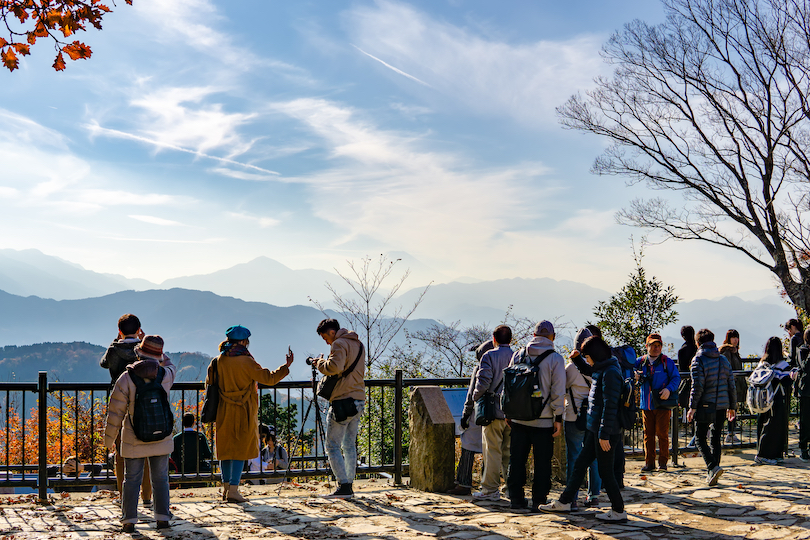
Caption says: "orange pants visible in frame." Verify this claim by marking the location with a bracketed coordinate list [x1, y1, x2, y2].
[642, 409, 671, 467]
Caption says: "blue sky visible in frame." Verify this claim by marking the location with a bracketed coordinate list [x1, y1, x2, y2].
[0, 0, 780, 300]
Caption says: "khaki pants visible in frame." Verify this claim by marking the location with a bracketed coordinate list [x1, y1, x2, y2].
[115, 434, 152, 501]
[481, 419, 511, 493]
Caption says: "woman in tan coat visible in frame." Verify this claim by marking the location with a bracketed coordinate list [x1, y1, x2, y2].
[206, 325, 293, 502]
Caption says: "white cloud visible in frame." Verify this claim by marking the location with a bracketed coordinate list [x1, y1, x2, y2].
[352, 45, 431, 87]
[227, 211, 280, 228]
[346, 0, 607, 127]
[129, 215, 185, 226]
[210, 167, 280, 181]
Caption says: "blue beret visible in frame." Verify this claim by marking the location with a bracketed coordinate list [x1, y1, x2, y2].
[226, 325, 251, 340]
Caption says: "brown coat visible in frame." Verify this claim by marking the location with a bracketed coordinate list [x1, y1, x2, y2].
[205, 353, 289, 461]
[315, 329, 366, 402]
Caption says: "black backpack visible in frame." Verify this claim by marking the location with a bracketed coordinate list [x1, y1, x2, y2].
[501, 349, 554, 421]
[617, 373, 637, 430]
[131, 367, 174, 442]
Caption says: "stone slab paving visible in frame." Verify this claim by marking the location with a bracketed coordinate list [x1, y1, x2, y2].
[3, 448, 810, 539]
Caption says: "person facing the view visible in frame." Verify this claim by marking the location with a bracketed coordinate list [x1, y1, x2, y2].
[753, 337, 795, 465]
[798, 329, 810, 462]
[635, 333, 680, 472]
[505, 320, 565, 512]
[687, 329, 736, 485]
[206, 325, 294, 503]
[314, 318, 366, 500]
[171, 413, 212, 475]
[787, 318, 805, 368]
[463, 324, 513, 502]
[719, 329, 744, 445]
[104, 335, 175, 533]
[99, 313, 152, 508]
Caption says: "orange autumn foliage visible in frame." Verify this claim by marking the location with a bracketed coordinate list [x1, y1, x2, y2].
[0, 0, 131, 72]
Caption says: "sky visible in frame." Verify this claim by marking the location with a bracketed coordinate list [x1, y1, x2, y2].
[0, 0, 782, 301]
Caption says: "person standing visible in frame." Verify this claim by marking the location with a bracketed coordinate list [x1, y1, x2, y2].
[314, 319, 366, 499]
[787, 319, 805, 368]
[505, 320, 565, 511]
[719, 330, 744, 444]
[540, 336, 627, 523]
[753, 337, 795, 465]
[687, 329, 737, 485]
[563, 328, 601, 508]
[206, 325, 294, 503]
[635, 333, 681, 472]
[463, 325, 513, 501]
[797, 329, 810, 462]
[104, 335, 175, 532]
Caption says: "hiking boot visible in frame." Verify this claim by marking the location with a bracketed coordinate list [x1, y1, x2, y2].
[446, 485, 472, 496]
[799, 451, 810, 462]
[538, 500, 571, 513]
[596, 509, 628, 522]
[509, 499, 529, 510]
[156, 521, 170, 529]
[323, 483, 354, 499]
[472, 490, 500, 501]
[640, 464, 655, 473]
[122, 523, 135, 533]
[707, 466, 723, 486]
[658, 464, 668, 471]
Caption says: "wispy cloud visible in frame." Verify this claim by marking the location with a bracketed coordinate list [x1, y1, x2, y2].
[352, 45, 431, 87]
[129, 215, 186, 226]
[227, 211, 280, 228]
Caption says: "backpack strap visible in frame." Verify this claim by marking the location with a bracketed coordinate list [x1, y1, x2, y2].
[567, 387, 582, 418]
[528, 349, 554, 366]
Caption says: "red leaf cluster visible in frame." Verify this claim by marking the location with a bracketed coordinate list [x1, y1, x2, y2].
[0, 0, 131, 72]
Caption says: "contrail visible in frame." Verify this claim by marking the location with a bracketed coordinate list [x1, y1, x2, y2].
[353, 45, 431, 87]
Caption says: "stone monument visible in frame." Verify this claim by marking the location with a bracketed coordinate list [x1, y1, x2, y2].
[408, 386, 455, 492]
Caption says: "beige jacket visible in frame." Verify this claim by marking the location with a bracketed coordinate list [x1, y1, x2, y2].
[315, 329, 366, 402]
[104, 358, 176, 459]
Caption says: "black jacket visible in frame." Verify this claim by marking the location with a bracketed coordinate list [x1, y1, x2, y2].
[678, 341, 698, 372]
[585, 356, 623, 440]
[100, 338, 139, 386]
[689, 342, 737, 410]
[796, 344, 810, 397]
[172, 431, 213, 473]
[790, 333, 804, 368]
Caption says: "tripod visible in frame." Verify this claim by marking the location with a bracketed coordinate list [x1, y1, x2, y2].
[277, 360, 331, 494]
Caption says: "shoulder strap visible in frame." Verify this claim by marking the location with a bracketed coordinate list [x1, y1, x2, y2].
[568, 387, 581, 417]
[529, 349, 554, 366]
[337, 343, 364, 380]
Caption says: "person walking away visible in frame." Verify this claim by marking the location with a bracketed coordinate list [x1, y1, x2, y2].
[687, 329, 737, 485]
[99, 313, 152, 507]
[206, 325, 294, 503]
[719, 330, 744, 444]
[540, 336, 627, 523]
[635, 333, 681, 471]
[449, 340, 493, 495]
[564, 328, 601, 508]
[171, 414, 212, 477]
[678, 326, 698, 448]
[104, 335, 175, 532]
[314, 318, 366, 499]
[797, 329, 810, 462]
[463, 325, 513, 501]
[753, 337, 795, 465]
[505, 320, 565, 511]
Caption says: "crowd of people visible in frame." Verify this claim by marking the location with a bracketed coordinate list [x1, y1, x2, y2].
[91, 310, 809, 532]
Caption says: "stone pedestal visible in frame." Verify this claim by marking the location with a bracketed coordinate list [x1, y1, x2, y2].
[408, 386, 455, 492]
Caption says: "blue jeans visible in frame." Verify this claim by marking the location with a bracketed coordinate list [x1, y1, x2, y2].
[564, 421, 601, 500]
[122, 455, 171, 524]
[220, 460, 244, 485]
[326, 399, 364, 485]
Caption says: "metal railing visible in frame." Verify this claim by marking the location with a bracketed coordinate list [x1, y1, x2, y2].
[0, 369, 798, 501]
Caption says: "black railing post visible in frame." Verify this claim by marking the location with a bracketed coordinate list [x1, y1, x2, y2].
[394, 370, 403, 485]
[38, 371, 48, 503]
[671, 406, 680, 466]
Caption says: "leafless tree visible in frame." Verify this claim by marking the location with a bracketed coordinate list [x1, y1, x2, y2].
[310, 254, 430, 369]
[557, 0, 810, 314]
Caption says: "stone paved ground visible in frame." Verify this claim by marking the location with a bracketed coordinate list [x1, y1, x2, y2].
[3, 447, 810, 540]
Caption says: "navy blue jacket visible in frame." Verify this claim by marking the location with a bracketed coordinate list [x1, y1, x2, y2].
[689, 342, 737, 410]
[585, 356, 623, 440]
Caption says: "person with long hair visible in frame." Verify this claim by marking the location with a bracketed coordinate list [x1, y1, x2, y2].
[206, 325, 294, 502]
[754, 337, 795, 465]
[719, 330, 744, 444]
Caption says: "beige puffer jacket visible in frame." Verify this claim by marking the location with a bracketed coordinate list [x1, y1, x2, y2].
[315, 329, 366, 402]
[104, 358, 176, 459]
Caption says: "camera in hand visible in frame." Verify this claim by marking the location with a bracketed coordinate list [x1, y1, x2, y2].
[305, 356, 318, 366]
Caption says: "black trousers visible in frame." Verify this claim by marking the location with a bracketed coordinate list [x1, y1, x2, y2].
[560, 430, 624, 513]
[455, 448, 477, 488]
[800, 396, 810, 454]
[757, 392, 788, 460]
[506, 423, 553, 505]
[614, 428, 625, 486]
[696, 410, 725, 471]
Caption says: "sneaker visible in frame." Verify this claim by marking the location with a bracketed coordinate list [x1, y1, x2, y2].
[122, 523, 135, 533]
[142, 499, 153, 509]
[472, 490, 501, 501]
[509, 499, 529, 510]
[446, 485, 472, 496]
[156, 521, 170, 529]
[707, 466, 723, 486]
[583, 496, 599, 508]
[595, 509, 628, 522]
[538, 500, 571, 513]
[640, 464, 655, 472]
[322, 483, 354, 499]
[724, 434, 734, 444]
[685, 437, 697, 449]
[754, 456, 778, 465]
[569, 501, 580, 512]
[732, 434, 741, 444]
[799, 451, 810, 462]
[658, 464, 668, 471]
